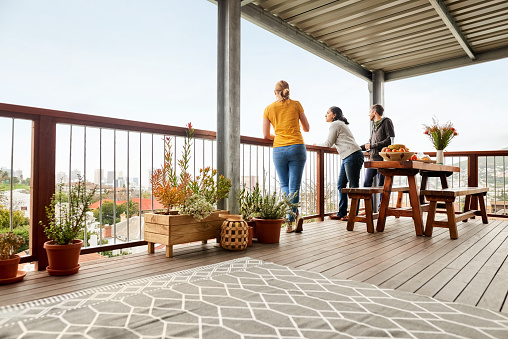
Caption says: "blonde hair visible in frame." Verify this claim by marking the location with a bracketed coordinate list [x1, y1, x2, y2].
[275, 80, 290, 101]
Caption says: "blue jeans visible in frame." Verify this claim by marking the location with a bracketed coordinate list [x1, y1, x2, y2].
[363, 168, 385, 188]
[336, 150, 364, 218]
[273, 144, 307, 222]
[363, 167, 385, 210]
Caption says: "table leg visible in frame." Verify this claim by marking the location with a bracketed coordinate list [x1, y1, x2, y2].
[376, 175, 393, 232]
[440, 174, 449, 188]
[478, 193, 488, 224]
[408, 175, 424, 236]
[419, 174, 428, 205]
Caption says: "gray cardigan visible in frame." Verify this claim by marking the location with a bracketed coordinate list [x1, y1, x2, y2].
[319, 120, 361, 159]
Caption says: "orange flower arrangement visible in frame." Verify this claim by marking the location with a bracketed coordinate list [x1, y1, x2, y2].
[423, 118, 458, 150]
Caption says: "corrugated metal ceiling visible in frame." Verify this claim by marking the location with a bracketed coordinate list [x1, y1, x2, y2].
[243, 0, 508, 81]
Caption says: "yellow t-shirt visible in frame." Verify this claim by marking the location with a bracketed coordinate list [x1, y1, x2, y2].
[263, 99, 305, 148]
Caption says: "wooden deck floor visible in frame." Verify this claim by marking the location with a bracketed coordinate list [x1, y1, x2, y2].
[2, 215, 508, 314]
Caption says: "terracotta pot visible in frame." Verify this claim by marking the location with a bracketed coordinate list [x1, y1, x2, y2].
[44, 239, 83, 276]
[247, 220, 256, 238]
[247, 226, 253, 247]
[253, 218, 285, 244]
[0, 254, 21, 279]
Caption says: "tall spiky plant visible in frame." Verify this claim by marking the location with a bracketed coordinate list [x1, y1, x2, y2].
[151, 123, 193, 213]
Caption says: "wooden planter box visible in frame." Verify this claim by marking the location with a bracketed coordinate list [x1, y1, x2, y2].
[144, 210, 229, 257]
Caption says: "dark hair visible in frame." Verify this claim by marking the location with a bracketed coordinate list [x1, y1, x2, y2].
[329, 106, 349, 125]
[371, 104, 384, 116]
[275, 80, 290, 101]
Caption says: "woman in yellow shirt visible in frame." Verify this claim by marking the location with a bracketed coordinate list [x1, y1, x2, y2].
[263, 80, 310, 233]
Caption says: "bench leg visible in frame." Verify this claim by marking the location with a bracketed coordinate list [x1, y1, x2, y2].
[425, 201, 437, 237]
[347, 198, 360, 231]
[463, 195, 472, 222]
[446, 202, 458, 239]
[395, 191, 404, 218]
[364, 198, 375, 233]
[477, 193, 488, 224]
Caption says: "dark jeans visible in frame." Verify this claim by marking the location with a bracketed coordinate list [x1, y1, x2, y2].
[363, 167, 385, 210]
[273, 144, 307, 222]
[336, 150, 364, 218]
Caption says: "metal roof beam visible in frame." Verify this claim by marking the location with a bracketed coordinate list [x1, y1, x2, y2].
[428, 0, 476, 60]
[241, 0, 255, 6]
[385, 45, 508, 81]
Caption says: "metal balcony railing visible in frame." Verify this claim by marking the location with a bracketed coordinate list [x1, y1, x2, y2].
[0, 103, 507, 270]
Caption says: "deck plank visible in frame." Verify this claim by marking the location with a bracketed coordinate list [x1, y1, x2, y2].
[371, 219, 499, 289]
[455, 230, 508, 307]
[1, 216, 508, 314]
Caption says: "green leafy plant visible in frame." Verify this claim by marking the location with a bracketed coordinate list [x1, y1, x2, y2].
[41, 175, 97, 245]
[180, 194, 214, 221]
[257, 191, 299, 220]
[0, 232, 25, 260]
[189, 167, 231, 206]
[423, 118, 458, 150]
[237, 183, 262, 221]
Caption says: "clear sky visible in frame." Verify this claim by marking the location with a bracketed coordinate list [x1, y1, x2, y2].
[1, 0, 507, 177]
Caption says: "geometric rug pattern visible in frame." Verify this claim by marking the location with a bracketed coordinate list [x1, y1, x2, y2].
[1, 257, 508, 338]
[0, 257, 262, 327]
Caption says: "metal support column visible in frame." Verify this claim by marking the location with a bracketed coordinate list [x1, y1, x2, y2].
[368, 70, 385, 212]
[217, 0, 241, 214]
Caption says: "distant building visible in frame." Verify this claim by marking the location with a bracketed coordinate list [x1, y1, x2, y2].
[106, 171, 115, 185]
[94, 169, 104, 185]
[56, 171, 68, 183]
[71, 169, 81, 181]
[14, 169, 23, 178]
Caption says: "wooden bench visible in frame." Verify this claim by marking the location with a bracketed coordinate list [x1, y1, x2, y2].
[421, 187, 489, 239]
[342, 186, 410, 233]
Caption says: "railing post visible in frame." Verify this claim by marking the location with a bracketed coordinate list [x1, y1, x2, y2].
[316, 149, 325, 221]
[468, 154, 479, 210]
[31, 115, 56, 270]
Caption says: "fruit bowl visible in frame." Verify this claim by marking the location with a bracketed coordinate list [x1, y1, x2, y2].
[380, 152, 415, 161]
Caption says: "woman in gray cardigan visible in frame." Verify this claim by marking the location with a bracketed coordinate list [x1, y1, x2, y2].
[319, 106, 364, 221]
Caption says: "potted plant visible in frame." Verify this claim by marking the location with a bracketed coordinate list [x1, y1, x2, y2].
[253, 191, 298, 244]
[237, 183, 262, 238]
[40, 175, 96, 275]
[0, 232, 26, 284]
[144, 123, 232, 257]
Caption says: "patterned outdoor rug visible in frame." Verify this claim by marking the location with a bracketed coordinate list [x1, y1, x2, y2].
[1, 257, 508, 338]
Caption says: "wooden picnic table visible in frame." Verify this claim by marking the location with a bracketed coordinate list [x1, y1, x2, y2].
[364, 161, 460, 236]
